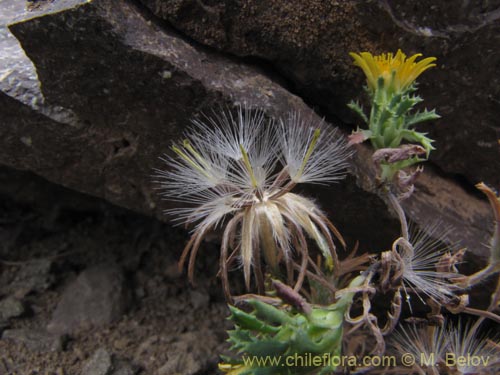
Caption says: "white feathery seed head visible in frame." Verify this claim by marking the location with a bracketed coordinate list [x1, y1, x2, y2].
[447, 320, 500, 374]
[154, 105, 350, 295]
[279, 111, 352, 184]
[391, 320, 500, 375]
[390, 322, 448, 369]
[396, 222, 458, 304]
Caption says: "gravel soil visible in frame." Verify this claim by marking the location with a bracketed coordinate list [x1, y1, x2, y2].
[0, 167, 229, 375]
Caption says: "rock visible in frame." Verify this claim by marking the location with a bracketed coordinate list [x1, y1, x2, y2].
[112, 360, 137, 375]
[0, 0, 494, 265]
[0, 166, 108, 216]
[5, 259, 54, 297]
[114, 368, 135, 375]
[0, 1, 83, 125]
[156, 332, 218, 375]
[135, 335, 162, 361]
[0, 296, 25, 321]
[189, 289, 209, 310]
[156, 353, 200, 375]
[0, 0, 44, 109]
[47, 263, 130, 335]
[0, 320, 9, 335]
[2, 328, 64, 352]
[134, 286, 146, 300]
[113, 337, 131, 351]
[81, 348, 113, 375]
[139, 0, 500, 187]
[82, 351, 138, 375]
[4, 0, 305, 214]
[163, 263, 182, 280]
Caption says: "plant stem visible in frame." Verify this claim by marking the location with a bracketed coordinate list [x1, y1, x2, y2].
[387, 191, 409, 241]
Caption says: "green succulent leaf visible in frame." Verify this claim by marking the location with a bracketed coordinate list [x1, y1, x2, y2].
[229, 306, 280, 334]
[347, 101, 368, 124]
[394, 96, 418, 117]
[221, 276, 366, 375]
[405, 109, 440, 127]
[247, 300, 293, 325]
[400, 129, 435, 156]
[244, 339, 289, 357]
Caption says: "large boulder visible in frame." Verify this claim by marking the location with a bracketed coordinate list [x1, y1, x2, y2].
[0, 0, 493, 264]
[139, 0, 500, 187]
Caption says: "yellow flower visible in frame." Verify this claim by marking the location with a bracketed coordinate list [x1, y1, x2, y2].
[350, 49, 437, 93]
[218, 363, 251, 374]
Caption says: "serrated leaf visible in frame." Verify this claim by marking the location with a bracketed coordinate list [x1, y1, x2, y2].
[378, 107, 394, 130]
[400, 129, 435, 156]
[347, 101, 368, 124]
[228, 329, 254, 351]
[394, 97, 417, 117]
[248, 300, 292, 325]
[229, 306, 280, 334]
[405, 109, 440, 127]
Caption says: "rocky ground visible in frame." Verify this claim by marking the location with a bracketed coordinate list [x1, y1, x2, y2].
[0, 167, 229, 375]
[0, 168, 497, 375]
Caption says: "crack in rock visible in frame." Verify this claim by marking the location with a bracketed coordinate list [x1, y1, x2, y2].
[379, 0, 500, 38]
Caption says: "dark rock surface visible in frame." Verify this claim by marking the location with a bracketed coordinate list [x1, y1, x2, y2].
[139, 0, 500, 187]
[0, 0, 83, 125]
[0, 296, 25, 321]
[81, 348, 138, 375]
[189, 288, 210, 310]
[47, 263, 130, 335]
[81, 348, 113, 375]
[0, 0, 494, 266]
[4, 0, 304, 213]
[2, 328, 64, 352]
[155, 332, 220, 375]
[0, 259, 54, 297]
[0, 0, 44, 108]
[113, 361, 137, 375]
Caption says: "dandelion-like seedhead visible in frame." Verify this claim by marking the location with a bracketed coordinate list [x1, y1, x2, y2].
[279, 112, 350, 184]
[390, 323, 448, 370]
[155, 106, 351, 297]
[390, 321, 500, 375]
[395, 223, 459, 304]
[447, 321, 500, 374]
